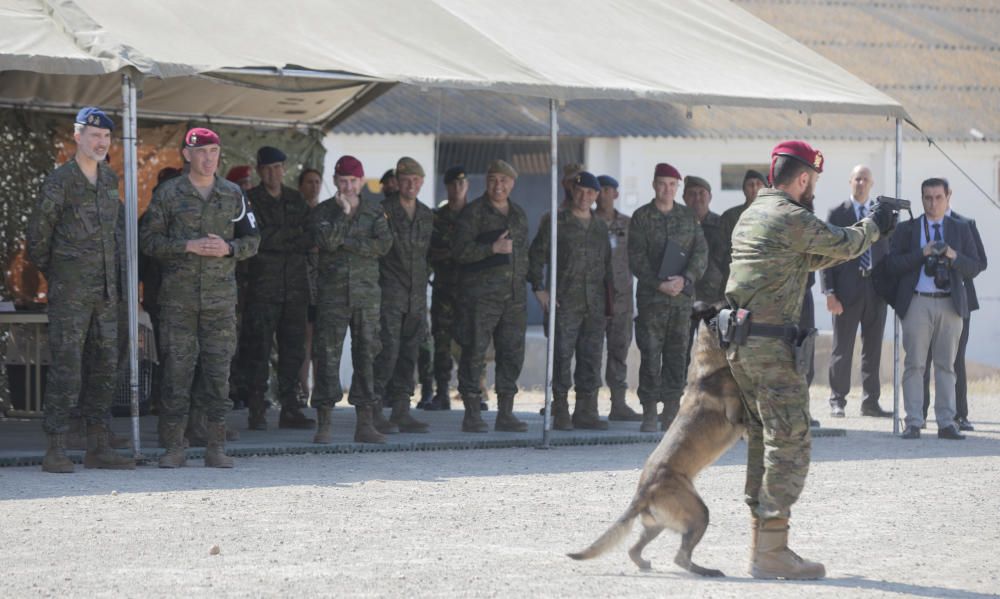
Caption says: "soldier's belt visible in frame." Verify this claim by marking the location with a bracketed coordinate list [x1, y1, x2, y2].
[747, 322, 800, 342]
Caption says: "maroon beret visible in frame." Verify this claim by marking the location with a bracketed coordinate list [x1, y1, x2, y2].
[335, 155, 364, 178]
[226, 165, 252, 183]
[185, 127, 220, 147]
[654, 162, 681, 180]
[770, 140, 824, 182]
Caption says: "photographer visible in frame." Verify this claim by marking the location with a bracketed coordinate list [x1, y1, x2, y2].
[885, 178, 983, 440]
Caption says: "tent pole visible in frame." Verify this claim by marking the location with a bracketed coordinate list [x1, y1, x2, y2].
[540, 99, 558, 449]
[121, 72, 142, 458]
[892, 117, 902, 436]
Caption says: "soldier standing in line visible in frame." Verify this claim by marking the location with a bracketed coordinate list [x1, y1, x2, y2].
[28, 107, 134, 473]
[628, 163, 708, 433]
[720, 169, 767, 265]
[594, 175, 642, 421]
[725, 141, 893, 578]
[240, 146, 315, 431]
[297, 168, 323, 404]
[452, 159, 530, 433]
[425, 165, 469, 411]
[681, 175, 727, 368]
[225, 164, 254, 411]
[140, 127, 260, 468]
[528, 172, 613, 430]
[308, 156, 393, 444]
[370, 157, 434, 434]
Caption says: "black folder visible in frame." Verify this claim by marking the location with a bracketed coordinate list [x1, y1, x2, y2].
[462, 228, 511, 272]
[657, 238, 688, 280]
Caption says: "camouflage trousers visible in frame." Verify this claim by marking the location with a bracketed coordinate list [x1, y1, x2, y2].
[158, 304, 236, 427]
[418, 315, 433, 387]
[312, 302, 381, 408]
[43, 289, 118, 434]
[457, 296, 526, 399]
[552, 304, 606, 397]
[430, 289, 457, 388]
[238, 300, 307, 406]
[604, 307, 633, 392]
[727, 337, 811, 520]
[373, 304, 426, 404]
[634, 301, 691, 408]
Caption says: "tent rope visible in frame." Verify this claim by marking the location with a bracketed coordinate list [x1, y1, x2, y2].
[905, 118, 1000, 212]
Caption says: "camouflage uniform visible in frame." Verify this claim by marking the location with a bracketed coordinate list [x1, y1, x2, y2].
[528, 210, 612, 399]
[452, 195, 530, 401]
[726, 188, 878, 519]
[720, 201, 750, 266]
[628, 200, 707, 419]
[602, 210, 633, 394]
[238, 184, 311, 408]
[429, 205, 463, 391]
[686, 210, 728, 370]
[373, 196, 433, 405]
[308, 197, 392, 408]
[27, 158, 122, 434]
[139, 175, 260, 427]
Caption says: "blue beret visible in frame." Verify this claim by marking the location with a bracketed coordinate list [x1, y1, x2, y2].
[597, 175, 619, 189]
[75, 107, 114, 131]
[574, 171, 601, 193]
[256, 146, 287, 166]
[444, 165, 466, 185]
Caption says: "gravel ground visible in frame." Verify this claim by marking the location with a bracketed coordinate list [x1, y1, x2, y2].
[2, 389, 999, 598]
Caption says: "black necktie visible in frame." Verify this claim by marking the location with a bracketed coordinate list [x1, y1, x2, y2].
[933, 223, 942, 242]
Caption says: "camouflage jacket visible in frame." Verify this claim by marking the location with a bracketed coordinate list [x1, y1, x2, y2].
[139, 175, 260, 309]
[380, 196, 433, 313]
[244, 184, 312, 304]
[452, 195, 530, 303]
[627, 200, 708, 309]
[695, 211, 728, 304]
[725, 188, 879, 325]
[430, 204, 463, 297]
[27, 158, 122, 299]
[601, 209, 633, 315]
[308, 196, 392, 308]
[527, 209, 613, 314]
[720, 201, 750, 265]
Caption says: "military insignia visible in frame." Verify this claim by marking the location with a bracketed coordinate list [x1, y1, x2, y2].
[88, 115, 98, 125]
[813, 151, 823, 169]
[190, 134, 198, 145]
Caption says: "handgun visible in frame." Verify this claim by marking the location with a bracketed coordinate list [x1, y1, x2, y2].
[874, 195, 913, 219]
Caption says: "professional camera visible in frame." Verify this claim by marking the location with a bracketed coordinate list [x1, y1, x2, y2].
[923, 241, 952, 290]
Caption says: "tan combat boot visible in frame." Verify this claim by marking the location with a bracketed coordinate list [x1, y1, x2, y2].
[204, 421, 234, 468]
[42, 433, 74, 473]
[158, 419, 188, 468]
[84, 422, 136, 470]
[572, 392, 608, 430]
[389, 398, 429, 433]
[354, 405, 386, 444]
[247, 392, 268, 431]
[607, 388, 642, 422]
[313, 406, 333, 444]
[639, 402, 659, 433]
[494, 395, 527, 432]
[371, 399, 399, 434]
[750, 518, 826, 580]
[461, 396, 489, 433]
[551, 394, 573, 431]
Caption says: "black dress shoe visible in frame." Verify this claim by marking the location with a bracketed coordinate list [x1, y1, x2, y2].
[901, 425, 921, 439]
[937, 425, 966, 440]
[955, 417, 975, 432]
[861, 404, 893, 418]
[810, 418, 821, 428]
[830, 405, 845, 418]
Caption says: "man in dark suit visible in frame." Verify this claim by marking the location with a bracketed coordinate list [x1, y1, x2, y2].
[922, 210, 987, 431]
[822, 165, 891, 418]
[884, 178, 983, 440]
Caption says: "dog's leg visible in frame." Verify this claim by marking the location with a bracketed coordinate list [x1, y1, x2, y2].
[628, 516, 663, 571]
[673, 494, 724, 577]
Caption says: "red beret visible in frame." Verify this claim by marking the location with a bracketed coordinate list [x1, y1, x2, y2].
[335, 155, 364, 178]
[770, 140, 824, 182]
[226, 165, 252, 183]
[185, 127, 220, 148]
[654, 163, 681, 180]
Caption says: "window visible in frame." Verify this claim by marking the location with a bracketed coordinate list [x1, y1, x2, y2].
[720, 163, 770, 191]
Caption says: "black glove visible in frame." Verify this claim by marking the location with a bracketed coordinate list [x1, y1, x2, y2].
[869, 201, 897, 236]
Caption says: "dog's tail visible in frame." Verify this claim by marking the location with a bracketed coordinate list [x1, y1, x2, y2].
[566, 496, 643, 561]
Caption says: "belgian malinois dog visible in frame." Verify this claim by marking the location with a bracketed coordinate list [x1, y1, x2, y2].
[568, 302, 745, 577]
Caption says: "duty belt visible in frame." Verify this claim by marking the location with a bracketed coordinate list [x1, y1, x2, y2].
[748, 322, 800, 342]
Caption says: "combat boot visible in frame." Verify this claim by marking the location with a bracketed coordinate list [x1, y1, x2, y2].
[371, 398, 399, 434]
[551, 394, 573, 431]
[660, 399, 679, 432]
[426, 386, 451, 411]
[42, 433, 74, 473]
[750, 518, 826, 580]
[84, 422, 136, 470]
[390, 398, 430, 433]
[750, 515, 760, 561]
[494, 395, 528, 432]
[461, 396, 489, 433]
[354, 405, 386, 444]
[65, 416, 87, 450]
[158, 419, 188, 468]
[204, 421, 234, 468]
[313, 406, 333, 444]
[247, 392, 268, 431]
[106, 424, 131, 450]
[640, 402, 659, 433]
[278, 403, 316, 429]
[572, 392, 608, 430]
[608, 388, 642, 422]
[416, 380, 434, 410]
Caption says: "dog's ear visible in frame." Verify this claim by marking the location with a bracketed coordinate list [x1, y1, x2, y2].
[691, 301, 722, 323]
